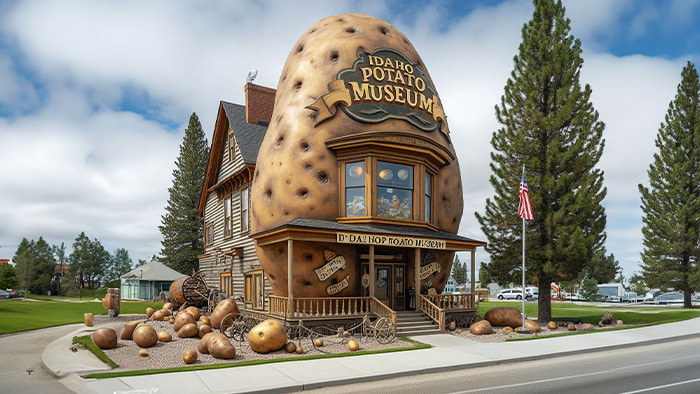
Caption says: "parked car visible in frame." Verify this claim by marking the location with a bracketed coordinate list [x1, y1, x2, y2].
[0, 289, 8, 299]
[6, 289, 18, 298]
[655, 292, 684, 305]
[497, 288, 526, 300]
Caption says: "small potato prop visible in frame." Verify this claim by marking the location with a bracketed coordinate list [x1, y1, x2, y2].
[174, 312, 196, 331]
[158, 331, 172, 342]
[199, 332, 215, 354]
[210, 299, 240, 329]
[146, 307, 154, 318]
[348, 339, 359, 352]
[84, 312, 94, 327]
[163, 302, 172, 311]
[162, 309, 172, 317]
[568, 322, 576, 331]
[547, 321, 557, 330]
[296, 346, 304, 354]
[248, 319, 287, 354]
[152, 310, 165, 321]
[121, 320, 140, 340]
[133, 325, 158, 348]
[139, 349, 149, 357]
[199, 316, 210, 325]
[314, 338, 324, 347]
[449, 321, 457, 331]
[178, 323, 199, 338]
[169, 316, 175, 324]
[184, 306, 200, 321]
[198, 324, 212, 338]
[524, 319, 541, 333]
[285, 342, 297, 353]
[183, 349, 198, 364]
[208, 334, 236, 359]
[93, 328, 117, 350]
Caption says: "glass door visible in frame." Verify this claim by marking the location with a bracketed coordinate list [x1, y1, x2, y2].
[374, 266, 391, 307]
[394, 265, 405, 310]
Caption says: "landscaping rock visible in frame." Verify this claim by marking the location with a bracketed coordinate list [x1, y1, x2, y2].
[567, 322, 576, 331]
[502, 326, 514, 335]
[524, 319, 541, 333]
[484, 307, 522, 328]
[547, 321, 557, 330]
[579, 323, 595, 331]
[469, 320, 493, 335]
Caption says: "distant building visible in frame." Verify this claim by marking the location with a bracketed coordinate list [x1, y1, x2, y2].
[0, 259, 10, 265]
[444, 276, 457, 293]
[597, 282, 625, 301]
[120, 260, 185, 300]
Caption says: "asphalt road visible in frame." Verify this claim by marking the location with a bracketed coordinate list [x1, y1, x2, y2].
[306, 336, 700, 393]
[0, 324, 78, 394]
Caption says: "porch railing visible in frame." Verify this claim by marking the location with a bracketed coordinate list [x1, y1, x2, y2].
[427, 293, 475, 311]
[268, 295, 372, 320]
[370, 297, 397, 325]
[418, 295, 445, 331]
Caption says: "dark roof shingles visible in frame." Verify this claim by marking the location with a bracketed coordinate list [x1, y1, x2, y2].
[221, 101, 267, 164]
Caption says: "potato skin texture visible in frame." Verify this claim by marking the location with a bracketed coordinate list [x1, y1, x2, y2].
[208, 334, 236, 359]
[177, 323, 199, 338]
[248, 319, 288, 354]
[210, 299, 240, 329]
[133, 325, 158, 348]
[183, 349, 198, 364]
[93, 328, 117, 349]
[250, 14, 463, 297]
[121, 321, 139, 340]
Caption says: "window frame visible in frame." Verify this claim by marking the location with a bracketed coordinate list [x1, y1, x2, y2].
[205, 222, 214, 246]
[228, 130, 235, 162]
[219, 272, 232, 298]
[223, 195, 232, 239]
[240, 187, 250, 233]
[244, 269, 265, 310]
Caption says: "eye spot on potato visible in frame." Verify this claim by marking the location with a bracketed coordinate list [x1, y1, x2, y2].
[309, 28, 316, 34]
[294, 80, 302, 92]
[286, 179, 291, 184]
[330, 50, 339, 63]
[304, 163, 313, 170]
[303, 253, 313, 261]
[336, 17, 345, 23]
[345, 27, 356, 34]
[378, 25, 389, 35]
[284, 211, 289, 216]
[274, 134, 285, 148]
[297, 188, 309, 199]
[297, 44, 304, 53]
[302, 280, 312, 287]
[317, 170, 329, 183]
[264, 189, 272, 200]
[300, 141, 310, 152]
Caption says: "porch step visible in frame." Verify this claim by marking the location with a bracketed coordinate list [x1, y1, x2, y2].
[395, 311, 440, 336]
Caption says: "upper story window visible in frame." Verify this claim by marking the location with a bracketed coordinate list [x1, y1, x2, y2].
[224, 196, 232, 238]
[345, 161, 366, 217]
[425, 172, 432, 222]
[205, 222, 214, 246]
[228, 130, 234, 162]
[377, 161, 413, 220]
[240, 187, 250, 232]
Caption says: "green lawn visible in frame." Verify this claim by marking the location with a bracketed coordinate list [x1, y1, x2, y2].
[0, 298, 163, 334]
[477, 301, 700, 325]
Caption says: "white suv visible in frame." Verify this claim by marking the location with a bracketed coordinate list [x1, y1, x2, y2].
[496, 289, 525, 300]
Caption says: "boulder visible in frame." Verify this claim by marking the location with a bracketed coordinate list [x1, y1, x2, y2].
[469, 320, 493, 335]
[502, 326, 514, 335]
[579, 323, 595, 331]
[484, 307, 522, 328]
[524, 319, 541, 333]
[547, 321, 557, 330]
[93, 328, 117, 350]
[601, 312, 615, 325]
[567, 322, 576, 331]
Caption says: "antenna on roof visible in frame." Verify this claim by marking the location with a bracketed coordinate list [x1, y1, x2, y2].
[246, 69, 258, 84]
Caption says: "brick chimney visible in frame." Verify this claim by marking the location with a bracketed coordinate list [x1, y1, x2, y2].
[245, 83, 276, 125]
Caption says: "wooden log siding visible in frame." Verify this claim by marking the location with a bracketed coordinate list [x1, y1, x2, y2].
[199, 126, 269, 306]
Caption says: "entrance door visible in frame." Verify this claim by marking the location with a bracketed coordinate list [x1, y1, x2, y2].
[363, 263, 406, 311]
[374, 266, 391, 307]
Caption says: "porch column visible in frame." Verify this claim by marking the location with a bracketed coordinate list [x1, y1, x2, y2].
[414, 247, 421, 311]
[471, 248, 476, 308]
[369, 245, 375, 298]
[287, 239, 294, 318]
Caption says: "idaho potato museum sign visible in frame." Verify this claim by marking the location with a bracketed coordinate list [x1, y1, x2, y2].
[307, 48, 447, 134]
[336, 232, 447, 249]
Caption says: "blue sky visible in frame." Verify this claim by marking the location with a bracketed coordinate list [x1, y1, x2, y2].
[1, 0, 699, 282]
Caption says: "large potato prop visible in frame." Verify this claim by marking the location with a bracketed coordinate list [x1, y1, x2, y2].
[250, 13, 463, 297]
[248, 319, 287, 354]
[93, 328, 117, 349]
[210, 299, 239, 329]
[208, 334, 236, 359]
[524, 319, 541, 333]
[199, 332, 215, 354]
[174, 312, 196, 332]
[121, 320, 140, 340]
[133, 325, 158, 348]
[469, 320, 493, 335]
[178, 323, 199, 338]
[484, 307, 522, 328]
[184, 306, 201, 321]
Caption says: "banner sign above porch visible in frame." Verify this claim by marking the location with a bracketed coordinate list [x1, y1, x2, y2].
[306, 48, 447, 135]
[336, 232, 447, 249]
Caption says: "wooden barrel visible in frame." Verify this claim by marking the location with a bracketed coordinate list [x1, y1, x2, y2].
[102, 288, 121, 317]
[169, 277, 188, 307]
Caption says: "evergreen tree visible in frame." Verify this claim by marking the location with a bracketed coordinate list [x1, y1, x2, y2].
[69, 232, 110, 290]
[475, 0, 607, 321]
[52, 242, 67, 295]
[0, 263, 18, 289]
[450, 255, 468, 285]
[159, 113, 209, 274]
[585, 250, 620, 284]
[479, 262, 492, 285]
[107, 248, 133, 286]
[13, 237, 55, 295]
[639, 62, 700, 309]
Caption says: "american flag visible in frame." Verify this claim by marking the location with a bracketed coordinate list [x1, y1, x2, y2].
[518, 167, 534, 221]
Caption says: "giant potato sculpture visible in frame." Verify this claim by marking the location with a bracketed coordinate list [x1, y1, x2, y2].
[210, 299, 239, 329]
[133, 325, 158, 348]
[248, 319, 288, 354]
[484, 307, 523, 328]
[93, 328, 117, 349]
[250, 13, 463, 297]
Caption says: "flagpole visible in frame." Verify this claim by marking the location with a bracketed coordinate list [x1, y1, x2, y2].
[519, 164, 531, 334]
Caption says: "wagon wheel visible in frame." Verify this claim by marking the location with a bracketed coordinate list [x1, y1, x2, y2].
[219, 312, 241, 339]
[373, 317, 396, 344]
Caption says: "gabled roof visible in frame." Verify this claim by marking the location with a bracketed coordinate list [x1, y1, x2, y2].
[198, 100, 268, 215]
[221, 101, 267, 165]
[120, 260, 185, 281]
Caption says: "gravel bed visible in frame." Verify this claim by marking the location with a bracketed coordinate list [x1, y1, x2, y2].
[450, 320, 625, 343]
[92, 315, 412, 372]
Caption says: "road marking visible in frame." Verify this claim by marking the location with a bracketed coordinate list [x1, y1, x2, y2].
[447, 353, 700, 393]
[620, 377, 700, 393]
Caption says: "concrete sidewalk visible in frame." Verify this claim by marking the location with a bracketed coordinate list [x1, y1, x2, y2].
[47, 318, 700, 393]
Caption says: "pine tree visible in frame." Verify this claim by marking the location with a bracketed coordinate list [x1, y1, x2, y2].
[107, 248, 133, 286]
[450, 255, 468, 285]
[475, 0, 607, 321]
[639, 61, 700, 309]
[159, 113, 209, 274]
[13, 237, 55, 295]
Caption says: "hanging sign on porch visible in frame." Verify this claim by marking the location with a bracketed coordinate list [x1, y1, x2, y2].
[327, 275, 350, 295]
[314, 249, 346, 282]
[419, 252, 440, 280]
